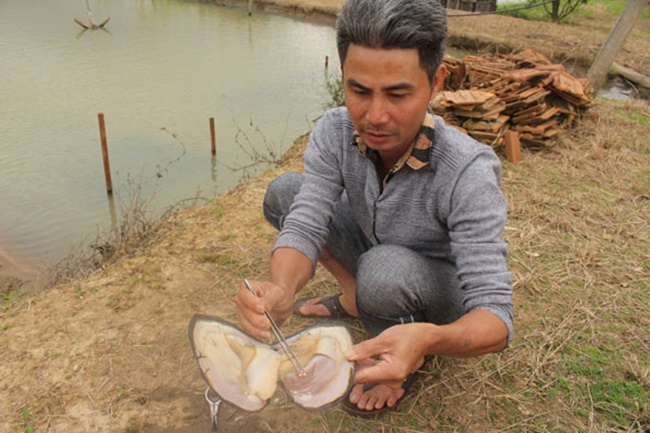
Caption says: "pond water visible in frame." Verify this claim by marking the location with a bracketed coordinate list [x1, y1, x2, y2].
[1, 0, 637, 282]
[0, 0, 340, 276]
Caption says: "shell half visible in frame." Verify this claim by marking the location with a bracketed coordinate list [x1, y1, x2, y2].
[188, 315, 355, 412]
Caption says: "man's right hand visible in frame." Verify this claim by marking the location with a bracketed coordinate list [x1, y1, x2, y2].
[233, 280, 294, 339]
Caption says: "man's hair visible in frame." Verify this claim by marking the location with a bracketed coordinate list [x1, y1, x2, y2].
[336, 0, 447, 82]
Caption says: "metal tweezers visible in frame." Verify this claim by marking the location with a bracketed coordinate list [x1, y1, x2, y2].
[244, 279, 306, 377]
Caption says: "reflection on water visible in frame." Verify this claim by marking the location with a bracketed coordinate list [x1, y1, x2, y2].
[0, 0, 339, 274]
[598, 77, 645, 101]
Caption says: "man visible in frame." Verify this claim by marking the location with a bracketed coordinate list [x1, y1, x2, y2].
[234, 0, 513, 416]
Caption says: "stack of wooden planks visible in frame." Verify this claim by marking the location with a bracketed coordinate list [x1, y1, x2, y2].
[431, 49, 593, 152]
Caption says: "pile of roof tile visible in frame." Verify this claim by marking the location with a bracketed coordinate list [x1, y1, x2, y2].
[431, 49, 593, 148]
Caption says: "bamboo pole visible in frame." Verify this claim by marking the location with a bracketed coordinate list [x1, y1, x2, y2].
[210, 117, 217, 156]
[98, 113, 113, 194]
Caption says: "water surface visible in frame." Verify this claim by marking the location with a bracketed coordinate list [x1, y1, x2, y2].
[0, 0, 339, 274]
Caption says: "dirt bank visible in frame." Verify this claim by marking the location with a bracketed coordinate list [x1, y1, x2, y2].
[1, 2, 649, 433]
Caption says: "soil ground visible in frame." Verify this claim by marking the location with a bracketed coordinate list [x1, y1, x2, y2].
[1, 1, 649, 433]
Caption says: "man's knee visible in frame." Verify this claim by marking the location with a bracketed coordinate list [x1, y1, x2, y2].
[355, 244, 462, 332]
[262, 172, 302, 230]
[355, 245, 416, 313]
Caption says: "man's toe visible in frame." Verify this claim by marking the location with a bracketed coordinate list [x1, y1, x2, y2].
[348, 383, 364, 404]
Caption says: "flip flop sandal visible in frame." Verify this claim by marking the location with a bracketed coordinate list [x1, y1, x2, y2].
[341, 357, 432, 418]
[293, 293, 355, 319]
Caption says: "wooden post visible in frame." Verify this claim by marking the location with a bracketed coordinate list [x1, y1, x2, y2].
[248, 0, 253, 15]
[210, 117, 217, 156]
[504, 129, 521, 163]
[587, 0, 650, 91]
[97, 113, 113, 194]
[107, 193, 118, 235]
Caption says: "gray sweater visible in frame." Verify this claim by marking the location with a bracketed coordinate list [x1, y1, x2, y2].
[274, 107, 514, 342]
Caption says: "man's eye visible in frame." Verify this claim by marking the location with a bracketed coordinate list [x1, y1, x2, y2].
[389, 93, 407, 99]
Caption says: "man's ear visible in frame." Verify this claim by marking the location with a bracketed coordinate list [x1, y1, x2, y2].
[432, 64, 447, 94]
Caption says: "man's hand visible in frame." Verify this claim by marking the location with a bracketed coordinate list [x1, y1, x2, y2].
[233, 280, 293, 339]
[345, 310, 509, 382]
[344, 323, 431, 388]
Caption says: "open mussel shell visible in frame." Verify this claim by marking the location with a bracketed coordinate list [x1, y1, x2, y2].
[273, 322, 355, 410]
[188, 315, 355, 412]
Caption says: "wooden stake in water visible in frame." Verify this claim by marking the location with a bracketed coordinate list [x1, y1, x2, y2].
[209, 117, 216, 156]
[97, 113, 113, 195]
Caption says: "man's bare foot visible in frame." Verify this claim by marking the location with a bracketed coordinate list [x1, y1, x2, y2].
[344, 357, 426, 414]
[347, 382, 405, 410]
[294, 293, 359, 318]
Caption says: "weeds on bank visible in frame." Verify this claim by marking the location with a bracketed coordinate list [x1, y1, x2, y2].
[43, 174, 158, 289]
[227, 117, 287, 177]
[0, 289, 17, 311]
[323, 70, 345, 110]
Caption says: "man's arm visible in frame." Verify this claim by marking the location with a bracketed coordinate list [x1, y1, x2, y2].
[423, 309, 508, 356]
[269, 247, 313, 300]
[346, 309, 508, 387]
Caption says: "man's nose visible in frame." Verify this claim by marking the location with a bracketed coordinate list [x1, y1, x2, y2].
[365, 96, 389, 125]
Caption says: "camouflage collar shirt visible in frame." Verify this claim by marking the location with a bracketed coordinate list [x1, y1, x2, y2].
[352, 111, 435, 190]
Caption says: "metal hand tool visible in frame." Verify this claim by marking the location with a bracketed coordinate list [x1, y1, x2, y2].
[244, 279, 307, 377]
[204, 387, 221, 431]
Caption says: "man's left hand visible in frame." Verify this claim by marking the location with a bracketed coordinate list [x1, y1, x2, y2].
[344, 323, 432, 388]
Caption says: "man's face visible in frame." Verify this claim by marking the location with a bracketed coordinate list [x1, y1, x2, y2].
[342, 44, 445, 164]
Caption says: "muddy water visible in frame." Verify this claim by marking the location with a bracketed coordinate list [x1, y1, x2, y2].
[0, 0, 340, 276]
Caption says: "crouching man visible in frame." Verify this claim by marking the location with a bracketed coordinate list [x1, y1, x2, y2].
[235, 0, 513, 416]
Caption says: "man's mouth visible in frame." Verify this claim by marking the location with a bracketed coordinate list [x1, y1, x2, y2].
[361, 129, 394, 145]
[361, 125, 392, 135]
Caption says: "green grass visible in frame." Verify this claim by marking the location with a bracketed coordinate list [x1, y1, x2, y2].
[1, 289, 20, 311]
[498, 0, 650, 22]
[592, 0, 650, 18]
[541, 341, 648, 428]
[19, 409, 35, 433]
[497, 1, 552, 22]
[614, 108, 650, 125]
